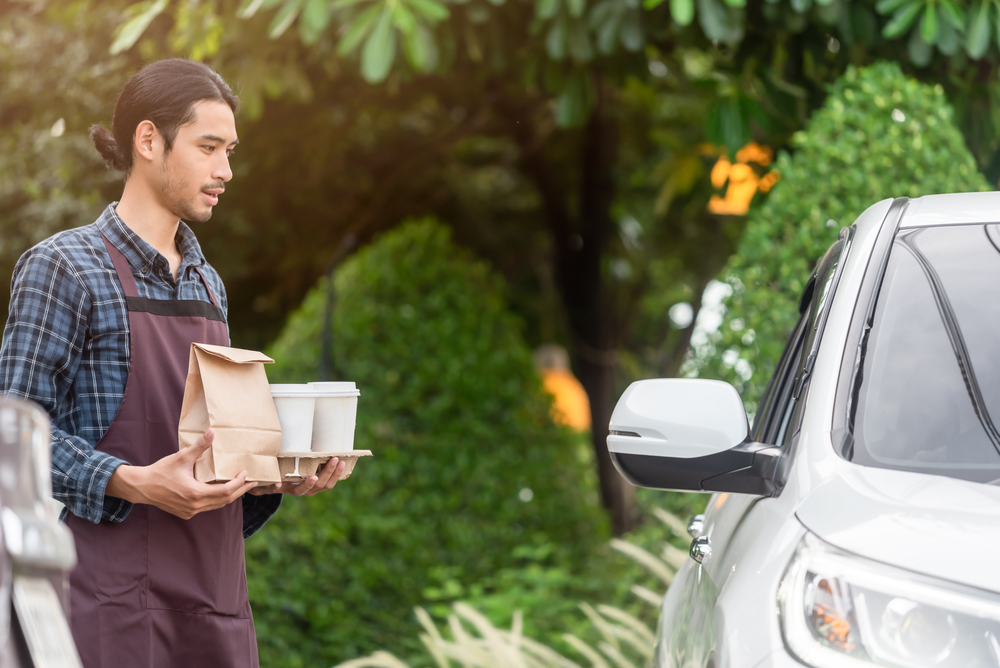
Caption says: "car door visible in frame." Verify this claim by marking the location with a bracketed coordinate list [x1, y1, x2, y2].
[661, 229, 851, 668]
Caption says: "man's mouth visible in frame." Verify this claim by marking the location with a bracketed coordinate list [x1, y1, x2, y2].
[202, 187, 224, 206]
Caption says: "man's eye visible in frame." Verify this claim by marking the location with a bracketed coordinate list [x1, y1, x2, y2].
[203, 145, 215, 152]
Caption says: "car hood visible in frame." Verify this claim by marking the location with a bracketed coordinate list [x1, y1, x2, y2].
[796, 463, 1000, 593]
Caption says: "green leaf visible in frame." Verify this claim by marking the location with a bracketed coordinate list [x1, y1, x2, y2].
[875, 0, 910, 15]
[555, 74, 589, 127]
[668, 0, 694, 23]
[406, 0, 450, 21]
[937, 13, 960, 52]
[591, 0, 624, 52]
[966, 1, 991, 57]
[619, 6, 644, 50]
[723, 0, 745, 9]
[589, 0, 613, 27]
[995, 1, 1000, 48]
[882, 0, 922, 38]
[567, 18, 593, 60]
[402, 22, 438, 70]
[337, 3, 382, 54]
[299, 0, 331, 43]
[920, 3, 938, 42]
[392, 1, 417, 33]
[109, 0, 168, 55]
[697, 0, 743, 43]
[908, 23, 933, 62]
[705, 97, 749, 155]
[269, 0, 304, 38]
[361, 7, 396, 82]
[545, 14, 568, 58]
[331, 0, 371, 8]
[938, 0, 964, 29]
[536, 0, 560, 20]
[644, 0, 667, 9]
[566, 0, 586, 18]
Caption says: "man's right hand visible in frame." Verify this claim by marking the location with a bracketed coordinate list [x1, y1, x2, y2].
[105, 429, 258, 519]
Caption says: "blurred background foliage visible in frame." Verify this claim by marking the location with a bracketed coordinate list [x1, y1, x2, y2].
[686, 62, 991, 407]
[255, 220, 611, 666]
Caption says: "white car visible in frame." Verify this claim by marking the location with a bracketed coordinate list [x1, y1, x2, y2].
[607, 193, 1000, 668]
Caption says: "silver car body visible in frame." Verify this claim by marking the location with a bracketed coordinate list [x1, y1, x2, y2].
[654, 193, 1000, 668]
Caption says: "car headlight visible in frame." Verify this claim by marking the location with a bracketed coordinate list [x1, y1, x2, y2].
[779, 533, 1000, 668]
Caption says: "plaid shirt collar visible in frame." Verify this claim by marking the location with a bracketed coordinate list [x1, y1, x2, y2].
[96, 203, 207, 278]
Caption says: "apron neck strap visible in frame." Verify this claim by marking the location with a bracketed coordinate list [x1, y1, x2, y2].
[193, 267, 221, 308]
[100, 232, 139, 298]
[101, 232, 222, 308]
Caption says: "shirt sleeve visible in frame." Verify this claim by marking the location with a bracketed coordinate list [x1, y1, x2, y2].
[242, 493, 281, 538]
[0, 245, 132, 524]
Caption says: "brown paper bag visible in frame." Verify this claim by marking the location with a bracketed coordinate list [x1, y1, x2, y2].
[178, 343, 283, 484]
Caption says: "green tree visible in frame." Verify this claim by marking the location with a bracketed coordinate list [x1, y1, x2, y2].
[249, 219, 607, 666]
[688, 62, 992, 407]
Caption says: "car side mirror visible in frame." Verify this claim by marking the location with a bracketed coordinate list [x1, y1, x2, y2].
[607, 379, 783, 496]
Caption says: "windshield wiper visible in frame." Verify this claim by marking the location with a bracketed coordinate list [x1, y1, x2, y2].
[898, 230, 1000, 457]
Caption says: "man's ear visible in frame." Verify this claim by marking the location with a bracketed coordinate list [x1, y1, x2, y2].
[133, 120, 162, 164]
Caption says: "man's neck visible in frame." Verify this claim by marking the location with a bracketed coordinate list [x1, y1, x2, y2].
[114, 178, 181, 259]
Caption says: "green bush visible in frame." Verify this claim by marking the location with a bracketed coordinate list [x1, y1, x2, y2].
[689, 61, 991, 405]
[248, 219, 608, 667]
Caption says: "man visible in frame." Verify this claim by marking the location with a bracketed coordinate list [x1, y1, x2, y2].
[0, 59, 344, 668]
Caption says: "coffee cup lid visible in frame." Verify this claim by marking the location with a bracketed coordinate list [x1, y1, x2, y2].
[271, 383, 360, 398]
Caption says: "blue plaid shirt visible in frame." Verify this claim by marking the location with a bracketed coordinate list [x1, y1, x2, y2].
[0, 203, 280, 537]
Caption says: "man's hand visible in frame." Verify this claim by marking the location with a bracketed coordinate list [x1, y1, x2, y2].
[106, 429, 258, 519]
[248, 457, 348, 497]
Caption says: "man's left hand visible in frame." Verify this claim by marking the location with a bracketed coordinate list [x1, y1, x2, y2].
[248, 457, 348, 497]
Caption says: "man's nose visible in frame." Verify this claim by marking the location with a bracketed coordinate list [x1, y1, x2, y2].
[214, 154, 233, 183]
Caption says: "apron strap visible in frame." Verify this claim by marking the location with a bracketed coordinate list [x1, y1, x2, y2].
[193, 267, 221, 308]
[101, 232, 139, 298]
[101, 231, 223, 310]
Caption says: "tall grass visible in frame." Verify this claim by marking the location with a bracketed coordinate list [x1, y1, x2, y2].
[335, 508, 688, 668]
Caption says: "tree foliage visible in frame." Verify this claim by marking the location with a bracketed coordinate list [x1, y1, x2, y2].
[689, 62, 991, 406]
[249, 219, 607, 666]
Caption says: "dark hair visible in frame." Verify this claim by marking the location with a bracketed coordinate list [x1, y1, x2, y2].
[90, 59, 239, 173]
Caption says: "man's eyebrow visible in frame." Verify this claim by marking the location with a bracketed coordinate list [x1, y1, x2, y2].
[198, 134, 239, 146]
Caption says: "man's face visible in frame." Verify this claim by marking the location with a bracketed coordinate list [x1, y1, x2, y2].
[157, 100, 238, 223]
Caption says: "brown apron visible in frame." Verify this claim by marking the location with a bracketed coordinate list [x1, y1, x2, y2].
[65, 234, 258, 668]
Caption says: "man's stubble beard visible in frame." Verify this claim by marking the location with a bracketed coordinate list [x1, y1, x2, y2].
[160, 154, 213, 224]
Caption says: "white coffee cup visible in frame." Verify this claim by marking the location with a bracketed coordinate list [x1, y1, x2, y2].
[307, 382, 360, 452]
[270, 385, 318, 453]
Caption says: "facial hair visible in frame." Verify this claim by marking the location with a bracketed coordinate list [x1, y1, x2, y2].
[160, 154, 217, 223]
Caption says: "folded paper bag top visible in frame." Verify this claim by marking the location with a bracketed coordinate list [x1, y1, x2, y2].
[178, 342, 283, 485]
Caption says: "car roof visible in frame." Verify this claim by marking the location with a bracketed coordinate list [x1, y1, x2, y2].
[901, 191, 1000, 228]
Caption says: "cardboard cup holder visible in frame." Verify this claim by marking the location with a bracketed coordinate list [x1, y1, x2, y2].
[277, 450, 373, 481]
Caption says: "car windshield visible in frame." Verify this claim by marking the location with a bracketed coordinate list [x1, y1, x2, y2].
[849, 223, 1000, 484]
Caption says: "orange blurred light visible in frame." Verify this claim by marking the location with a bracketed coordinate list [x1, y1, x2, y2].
[708, 142, 779, 215]
[735, 142, 773, 167]
[542, 368, 592, 431]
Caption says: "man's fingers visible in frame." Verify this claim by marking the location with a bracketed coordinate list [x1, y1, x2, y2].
[209, 471, 250, 498]
[290, 477, 317, 496]
[314, 458, 341, 488]
[178, 429, 215, 461]
[230, 480, 258, 501]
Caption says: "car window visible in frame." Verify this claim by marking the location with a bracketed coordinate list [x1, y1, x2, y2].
[754, 315, 806, 444]
[753, 231, 850, 446]
[848, 223, 1000, 484]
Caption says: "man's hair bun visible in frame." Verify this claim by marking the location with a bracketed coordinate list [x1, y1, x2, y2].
[90, 125, 126, 171]
[91, 59, 239, 175]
